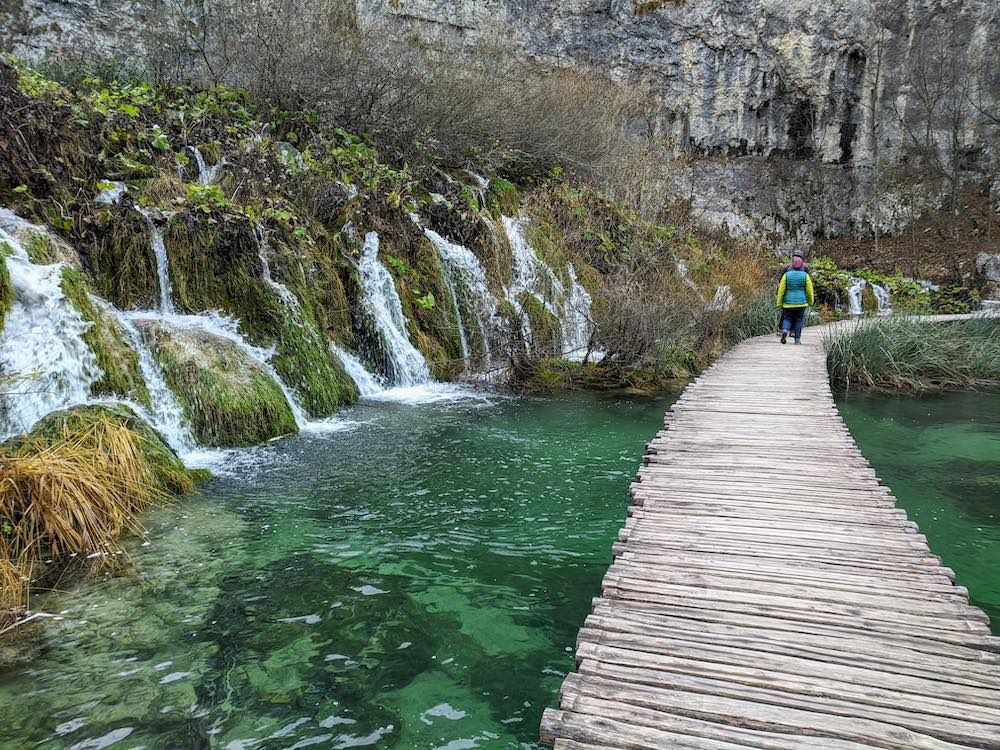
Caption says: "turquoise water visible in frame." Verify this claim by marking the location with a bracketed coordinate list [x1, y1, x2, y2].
[0, 392, 672, 750]
[838, 391, 1000, 632]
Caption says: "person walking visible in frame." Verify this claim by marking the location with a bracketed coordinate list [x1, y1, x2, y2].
[776, 254, 815, 345]
[775, 250, 811, 336]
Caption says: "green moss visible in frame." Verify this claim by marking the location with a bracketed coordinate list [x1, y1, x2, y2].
[519, 292, 561, 357]
[60, 266, 151, 406]
[163, 211, 357, 417]
[0, 240, 12, 331]
[382, 234, 464, 379]
[22, 232, 54, 263]
[88, 207, 159, 309]
[15, 403, 194, 495]
[139, 321, 298, 447]
[486, 178, 520, 219]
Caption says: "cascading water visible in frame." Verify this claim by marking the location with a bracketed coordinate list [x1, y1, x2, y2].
[253, 224, 300, 308]
[189, 146, 224, 186]
[871, 284, 893, 316]
[329, 343, 386, 397]
[107, 306, 197, 454]
[357, 231, 432, 386]
[137, 208, 176, 314]
[847, 278, 866, 315]
[501, 216, 565, 350]
[562, 266, 595, 361]
[95, 181, 128, 205]
[424, 229, 498, 367]
[132, 310, 311, 430]
[0, 215, 101, 439]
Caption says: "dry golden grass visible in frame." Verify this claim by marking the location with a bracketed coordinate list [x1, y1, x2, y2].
[1, 410, 191, 628]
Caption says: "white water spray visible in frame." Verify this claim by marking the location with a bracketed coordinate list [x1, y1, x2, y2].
[562, 266, 595, 361]
[253, 224, 300, 308]
[189, 146, 224, 186]
[329, 343, 385, 397]
[847, 278, 866, 315]
[424, 229, 498, 367]
[871, 283, 893, 316]
[357, 231, 432, 386]
[0, 216, 101, 438]
[137, 208, 176, 314]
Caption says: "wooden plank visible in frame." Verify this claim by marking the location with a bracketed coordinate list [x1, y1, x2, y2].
[541, 319, 1000, 749]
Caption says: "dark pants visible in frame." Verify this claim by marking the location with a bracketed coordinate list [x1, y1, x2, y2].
[781, 307, 805, 341]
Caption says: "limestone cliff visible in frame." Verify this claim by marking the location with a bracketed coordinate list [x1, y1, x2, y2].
[3, 0, 998, 240]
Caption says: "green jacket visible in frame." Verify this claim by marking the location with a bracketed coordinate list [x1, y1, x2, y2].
[776, 269, 814, 308]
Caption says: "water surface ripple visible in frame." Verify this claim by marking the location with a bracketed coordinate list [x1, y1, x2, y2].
[0, 392, 674, 750]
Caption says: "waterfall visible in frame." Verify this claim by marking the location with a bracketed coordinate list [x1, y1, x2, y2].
[562, 266, 594, 361]
[137, 208, 176, 314]
[329, 343, 385, 397]
[189, 146, 223, 186]
[108, 307, 197, 454]
[95, 181, 128, 205]
[357, 231, 432, 386]
[501, 216, 564, 350]
[0, 217, 101, 439]
[253, 224, 300, 308]
[871, 284, 893, 316]
[424, 229, 497, 367]
[847, 278, 866, 315]
[131, 310, 311, 429]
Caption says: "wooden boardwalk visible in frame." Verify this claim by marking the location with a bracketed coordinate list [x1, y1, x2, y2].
[541, 325, 1000, 750]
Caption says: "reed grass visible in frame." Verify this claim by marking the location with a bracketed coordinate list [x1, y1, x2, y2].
[825, 317, 1000, 392]
[1, 406, 193, 629]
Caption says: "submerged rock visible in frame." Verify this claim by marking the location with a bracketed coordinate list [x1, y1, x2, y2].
[136, 320, 298, 447]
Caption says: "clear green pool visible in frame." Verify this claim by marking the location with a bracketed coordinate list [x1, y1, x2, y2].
[0, 391, 673, 750]
[838, 390, 1000, 632]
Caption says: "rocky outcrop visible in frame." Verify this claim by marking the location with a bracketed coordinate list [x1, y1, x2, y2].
[3, 0, 998, 240]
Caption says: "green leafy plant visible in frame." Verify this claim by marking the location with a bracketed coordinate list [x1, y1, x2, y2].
[414, 291, 435, 310]
[185, 184, 229, 212]
[386, 255, 408, 277]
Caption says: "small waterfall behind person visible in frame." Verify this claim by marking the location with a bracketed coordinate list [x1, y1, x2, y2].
[848, 278, 866, 315]
[0, 213, 101, 438]
[424, 229, 499, 368]
[356, 231, 432, 386]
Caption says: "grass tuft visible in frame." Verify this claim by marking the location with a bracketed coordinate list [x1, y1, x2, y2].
[826, 317, 1000, 392]
[1, 404, 194, 629]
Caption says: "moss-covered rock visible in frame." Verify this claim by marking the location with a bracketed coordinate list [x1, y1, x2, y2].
[519, 292, 562, 357]
[162, 210, 357, 416]
[87, 205, 160, 309]
[60, 267, 151, 406]
[486, 178, 520, 219]
[136, 320, 298, 447]
[0, 240, 12, 331]
[9, 403, 194, 496]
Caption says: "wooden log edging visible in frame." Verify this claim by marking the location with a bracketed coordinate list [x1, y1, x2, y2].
[541, 319, 1000, 750]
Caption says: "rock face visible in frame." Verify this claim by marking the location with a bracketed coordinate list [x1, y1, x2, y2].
[977, 253, 1000, 299]
[3, 0, 998, 239]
